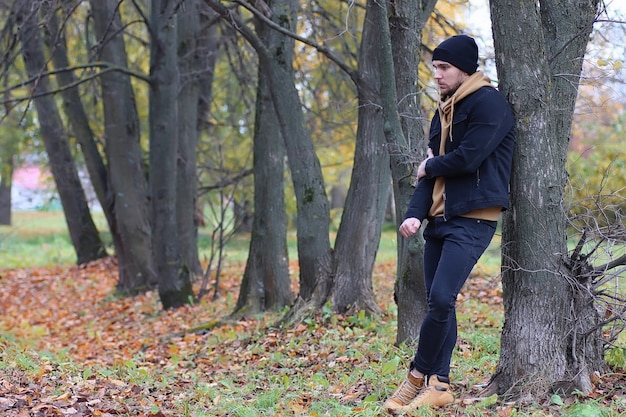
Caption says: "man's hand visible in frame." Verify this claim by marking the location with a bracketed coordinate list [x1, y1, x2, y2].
[399, 217, 422, 238]
[417, 148, 435, 179]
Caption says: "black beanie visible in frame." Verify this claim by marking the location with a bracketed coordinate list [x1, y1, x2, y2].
[432, 35, 479, 75]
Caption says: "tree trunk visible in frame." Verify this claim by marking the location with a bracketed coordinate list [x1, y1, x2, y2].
[90, 0, 157, 292]
[386, 0, 436, 344]
[19, 3, 106, 265]
[330, 0, 390, 315]
[177, 0, 202, 276]
[196, 5, 220, 135]
[254, 3, 334, 320]
[0, 155, 12, 225]
[43, 4, 116, 259]
[488, 0, 603, 398]
[0, 96, 23, 226]
[150, 0, 194, 309]
[233, 80, 292, 315]
[206, 0, 433, 323]
[195, 9, 335, 318]
[232, 0, 293, 316]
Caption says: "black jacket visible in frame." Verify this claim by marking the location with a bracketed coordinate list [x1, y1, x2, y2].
[404, 85, 515, 221]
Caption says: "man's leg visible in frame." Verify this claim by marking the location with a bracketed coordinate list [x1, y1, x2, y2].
[412, 217, 496, 378]
[385, 217, 496, 412]
[383, 220, 442, 414]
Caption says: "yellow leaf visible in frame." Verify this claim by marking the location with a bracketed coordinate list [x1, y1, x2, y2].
[613, 60, 623, 71]
[597, 58, 608, 66]
[289, 399, 307, 414]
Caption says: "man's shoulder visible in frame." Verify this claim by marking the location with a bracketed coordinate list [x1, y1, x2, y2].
[466, 85, 510, 107]
[475, 84, 504, 98]
[461, 86, 514, 124]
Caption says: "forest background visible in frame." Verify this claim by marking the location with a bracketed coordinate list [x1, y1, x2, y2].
[0, 0, 625, 416]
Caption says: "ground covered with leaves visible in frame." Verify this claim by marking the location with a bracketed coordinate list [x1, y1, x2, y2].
[0, 257, 624, 416]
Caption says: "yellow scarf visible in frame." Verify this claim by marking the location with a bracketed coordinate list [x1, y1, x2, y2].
[438, 71, 492, 145]
[429, 72, 493, 218]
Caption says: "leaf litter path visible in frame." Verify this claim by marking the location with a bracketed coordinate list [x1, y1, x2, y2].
[0, 257, 246, 416]
[0, 257, 624, 416]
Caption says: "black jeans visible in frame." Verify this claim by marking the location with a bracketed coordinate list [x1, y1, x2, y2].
[410, 216, 497, 378]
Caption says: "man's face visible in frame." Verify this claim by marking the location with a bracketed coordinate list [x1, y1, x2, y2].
[433, 60, 469, 98]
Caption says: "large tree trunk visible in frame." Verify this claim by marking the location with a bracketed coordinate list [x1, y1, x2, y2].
[19, 3, 106, 265]
[262, 39, 332, 310]
[150, 0, 194, 309]
[176, 0, 202, 276]
[488, 0, 603, 397]
[261, 22, 333, 318]
[386, 0, 436, 344]
[330, 0, 390, 315]
[233, 0, 293, 316]
[90, 0, 157, 292]
[43, 4, 117, 259]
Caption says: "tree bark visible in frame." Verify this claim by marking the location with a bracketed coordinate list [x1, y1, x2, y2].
[330, 0, 390, 315]
[232, 0, 293, 316]
[19, 2, 106, 265]
[0, 155, 12, 225]
[262, 35, 332, 310]
[177, 0, 202, 276]
[386, 0, 436, 344]
[196, 5, 220, 135]
[0, 108, 19, 226]
[43, 3, 115, 259]
[89, 0, 157, 292]
[150, 0, 194, 309]
[489, 0, 603, 397]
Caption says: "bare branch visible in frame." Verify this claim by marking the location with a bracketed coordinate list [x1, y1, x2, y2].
[0, 62, 150, 106]
[204, 0, 359, 85]
[592, 264, 626, 290]
[593, 253, 626, 275]
[198, 168, 253, 194]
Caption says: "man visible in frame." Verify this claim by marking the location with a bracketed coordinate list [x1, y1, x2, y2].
[383, 34, 515, 414]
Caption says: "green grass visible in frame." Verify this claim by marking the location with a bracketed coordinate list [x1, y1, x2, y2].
[0, 211, 255, 268]
[1, 211, 625, 416]
[2, 309, 623, 417]
[1, 211, 502, 272]
[0, 211, 81, 267]
[0, 211, 114, 267]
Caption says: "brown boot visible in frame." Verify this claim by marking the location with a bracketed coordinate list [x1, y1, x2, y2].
[383, 372, 425, 414]
[408, 374, 454, 408]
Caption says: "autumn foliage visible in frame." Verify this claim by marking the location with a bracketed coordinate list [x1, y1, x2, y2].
[0, 255, 624, 416]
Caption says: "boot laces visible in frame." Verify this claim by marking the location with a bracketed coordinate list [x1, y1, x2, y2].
[414, 377, 448, 402]
[390, 377, 420, 405]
